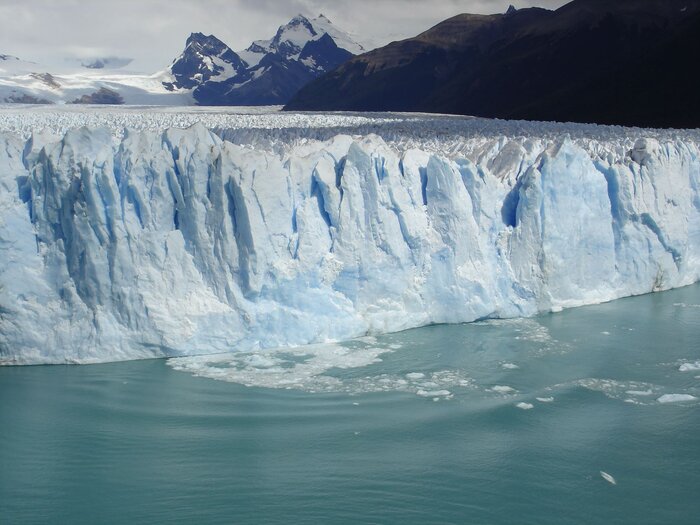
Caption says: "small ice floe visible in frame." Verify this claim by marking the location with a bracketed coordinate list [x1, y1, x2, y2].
[600, 471, 617, 485]
[625, 389, 653, 396]
[501, 363, 520, 370]
[416, 389, 452, 398]
[601, 331, 611, 336]
[657, 394, 697, 404]
[536, 397, 554, 403]
[491, 385, 516, 394]
[406, 372, 426, 380]
[516, 402, 534, 410]
[352, 402, 360, 406]
[679, 361, 700, 372]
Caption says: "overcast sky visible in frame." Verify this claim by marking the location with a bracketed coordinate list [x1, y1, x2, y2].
[0, 0, 569, 73]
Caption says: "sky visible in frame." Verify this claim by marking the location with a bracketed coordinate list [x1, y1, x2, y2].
[0, 0, 569, 73]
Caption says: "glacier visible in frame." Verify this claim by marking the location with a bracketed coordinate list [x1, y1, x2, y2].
[1, 111, 699, 364]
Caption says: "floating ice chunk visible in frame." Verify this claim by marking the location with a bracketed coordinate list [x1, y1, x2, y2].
[679, 361, 700, 372]
[406, 373, 426, 380]
[657, 394, 697, 404]
[516, 402, 534, 410]
[416, 389, 451, 398]
[600, 471, 617, 485]
[491, 385, 516, 394]
[501, 363, 520, 370]
[536, 397, 554, 403]
[625, 389, 653, 396]
[601, 331, 611, 336]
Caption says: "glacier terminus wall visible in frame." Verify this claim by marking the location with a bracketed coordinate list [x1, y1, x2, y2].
[1, 111, 699, 364]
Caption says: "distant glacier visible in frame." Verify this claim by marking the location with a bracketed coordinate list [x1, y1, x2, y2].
[1, 110, 699, 364]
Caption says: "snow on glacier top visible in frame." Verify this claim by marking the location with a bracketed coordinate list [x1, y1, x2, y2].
[0, 104, 698, 162]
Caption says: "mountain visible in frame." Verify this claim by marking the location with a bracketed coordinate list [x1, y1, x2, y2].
[0, 14, 365, 106]
[0, 54, 42, 76]
[163, 14, 366, 105]
[285, 0, 700, 128]
[2, 120, 699, 363]
[0, 53, 191, 105]
[79, 56, 133, 70]
[164, 33, 247, 91]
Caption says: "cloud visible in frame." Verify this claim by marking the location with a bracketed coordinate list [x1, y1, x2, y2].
[0, 0, 570, 73]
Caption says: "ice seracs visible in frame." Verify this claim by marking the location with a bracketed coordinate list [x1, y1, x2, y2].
[0, 114, 699, 365]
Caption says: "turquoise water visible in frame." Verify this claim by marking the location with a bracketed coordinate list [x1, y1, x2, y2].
[2, 285, 700, 524]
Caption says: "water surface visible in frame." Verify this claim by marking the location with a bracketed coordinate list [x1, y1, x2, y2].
[2, 285, 700, 524]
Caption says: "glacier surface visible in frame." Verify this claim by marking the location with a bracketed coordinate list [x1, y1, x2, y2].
[1, 110, 699, 364]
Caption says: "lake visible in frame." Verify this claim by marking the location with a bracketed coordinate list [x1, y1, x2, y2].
[2, 284, 699, 524]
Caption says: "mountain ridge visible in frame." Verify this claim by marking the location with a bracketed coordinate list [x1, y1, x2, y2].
[0, 13, 366, 106]
[163, 14, 365, 105]
[285, 0, 700, 128]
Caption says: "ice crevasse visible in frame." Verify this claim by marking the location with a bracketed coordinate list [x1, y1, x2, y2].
[1, 123, 699, 364]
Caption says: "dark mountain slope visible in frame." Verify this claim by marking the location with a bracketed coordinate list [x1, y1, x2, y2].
[285, 0, 700, 128]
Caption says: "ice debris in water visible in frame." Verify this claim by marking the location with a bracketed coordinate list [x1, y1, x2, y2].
[516, 402, 534, 410]
[417, 389, 452, 398]
[501, 363, 520, 370]
[657, 394, 697, 404]
[168, 339, 474, 397]
[491, 385, 516, 394]
[536, 397, 554, 403]
[600, 471, 617, 485]
[572, 379, 699, 406]
[679, 361, 700, 372]
[625, 390, 653, 396]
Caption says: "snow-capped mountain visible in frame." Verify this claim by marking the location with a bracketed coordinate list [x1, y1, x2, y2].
[239, 14, 365, 66]
[164, 33, 246, 91]
[0, 54, 40, 76]
[0, 14, 365, 106]
[163, 14, 367, 105]
[0, 53, 191, 105]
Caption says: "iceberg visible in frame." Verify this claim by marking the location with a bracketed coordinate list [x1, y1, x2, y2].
[1, 117, 699, 364]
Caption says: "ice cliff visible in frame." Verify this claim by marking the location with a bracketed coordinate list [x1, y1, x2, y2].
[1, 121, 699, 364]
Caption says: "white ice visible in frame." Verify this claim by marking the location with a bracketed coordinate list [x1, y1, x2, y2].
[657, 394, 697, 404]
[679, 361, 700, 372]
[1, 109, 700, 364]
[600, 471, 617, 485]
